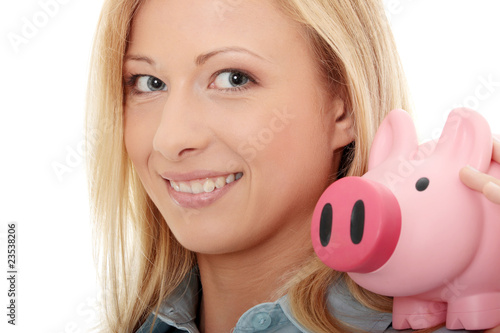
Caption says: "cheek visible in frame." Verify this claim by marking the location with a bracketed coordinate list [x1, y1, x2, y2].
[255, 101, 332, 171]
[248, 105, 333, 203]
[267, 120, 332, 185]
[123, 111, 156, 173]
[206, 104, 286, 167]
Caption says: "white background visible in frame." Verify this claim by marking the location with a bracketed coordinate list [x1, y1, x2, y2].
[0, 1, 499, 332]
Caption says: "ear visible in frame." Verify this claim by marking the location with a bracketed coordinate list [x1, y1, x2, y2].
[434, 108, 492, 172]
[328, 97, 355, 151]
[368, 109, 418, 170]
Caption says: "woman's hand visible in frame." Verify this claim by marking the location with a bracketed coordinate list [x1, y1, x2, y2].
[460, 137, 500, 332]
[459, 137, 500, 204]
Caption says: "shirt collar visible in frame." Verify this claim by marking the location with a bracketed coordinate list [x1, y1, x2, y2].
[154, 269, 201, 329]
[151, 269, 392, 332]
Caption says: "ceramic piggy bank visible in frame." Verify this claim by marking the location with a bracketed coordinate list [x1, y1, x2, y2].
[311, 108, 500, 330]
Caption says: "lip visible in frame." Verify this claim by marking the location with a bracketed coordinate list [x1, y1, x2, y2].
[162, 171, 242, 209]
[161, 170, 237, 182]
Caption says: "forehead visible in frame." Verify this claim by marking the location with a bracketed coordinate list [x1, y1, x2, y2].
[127, 0, 307, 63]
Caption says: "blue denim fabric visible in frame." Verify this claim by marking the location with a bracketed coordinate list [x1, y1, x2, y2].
[135, 271, 477, 333]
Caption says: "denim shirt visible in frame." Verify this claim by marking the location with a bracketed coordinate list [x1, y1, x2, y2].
[135, 271, 478, 333]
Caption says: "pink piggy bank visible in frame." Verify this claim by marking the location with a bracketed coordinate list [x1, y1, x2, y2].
[311, 108, 500, 330]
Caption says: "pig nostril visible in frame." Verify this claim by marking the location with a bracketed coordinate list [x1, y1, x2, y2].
[319, 203, 333, 247]
[350, 200, 365, 244]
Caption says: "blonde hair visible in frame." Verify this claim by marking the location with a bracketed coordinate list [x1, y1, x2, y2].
[86, 0, 419, 332]
[86, 1, 193, 331]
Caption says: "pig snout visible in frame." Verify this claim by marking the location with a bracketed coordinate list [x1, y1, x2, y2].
[312, 177, 402, 273]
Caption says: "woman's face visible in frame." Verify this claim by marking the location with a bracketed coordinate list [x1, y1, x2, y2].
[124, 0, 353, 254]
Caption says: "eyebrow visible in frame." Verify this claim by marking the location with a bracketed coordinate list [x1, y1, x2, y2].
[124, 47, 268, 67]
[123, 54, 156, 66]
[195, 47, 268, 66]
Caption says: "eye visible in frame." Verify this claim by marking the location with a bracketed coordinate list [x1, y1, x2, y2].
[135, 75, 167, 93]
[212, 70, 252, 90]
[415, 177, 430, 191]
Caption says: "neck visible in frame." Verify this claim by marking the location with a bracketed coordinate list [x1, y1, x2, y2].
[196, 218, 313, 333]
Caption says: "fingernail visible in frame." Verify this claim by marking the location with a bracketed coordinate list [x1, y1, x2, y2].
[487, 181, 500, 189]
[493, 136, 500, 145]
[484, 182, 500, 205]
[465, 165, 480, 173]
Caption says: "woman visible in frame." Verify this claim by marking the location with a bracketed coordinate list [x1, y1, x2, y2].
[86, 0, 500, 332]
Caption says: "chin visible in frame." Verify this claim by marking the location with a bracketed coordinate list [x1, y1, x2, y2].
[167, 223, 244, 255]
[178, 238, 248, 255]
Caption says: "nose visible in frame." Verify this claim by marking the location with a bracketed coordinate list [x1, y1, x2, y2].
[153, 89, 211, 161]
[312, 176, 401, 273]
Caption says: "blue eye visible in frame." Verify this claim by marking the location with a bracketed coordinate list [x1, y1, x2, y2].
[135, 75, 167, 92]
[213, 71, 251, 89]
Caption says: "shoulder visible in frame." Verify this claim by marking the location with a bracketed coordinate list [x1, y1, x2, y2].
[325, 278, 393, 332]
[325, 278, 479, 333]
[135, 314, 173, 333]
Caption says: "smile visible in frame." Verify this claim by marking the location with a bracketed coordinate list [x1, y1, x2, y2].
[169, 172, 243, 194]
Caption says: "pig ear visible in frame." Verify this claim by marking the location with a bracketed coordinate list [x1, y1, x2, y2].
[368, 109, 418, 170]
[434, 108, 492, 172]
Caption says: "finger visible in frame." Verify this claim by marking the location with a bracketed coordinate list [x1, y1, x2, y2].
[493, 135, 500, 163]
[459, 165, 488, 192]
[459, 165, 500, 190]
[484, 181, 500, 205]
[460, 165, 500, 205]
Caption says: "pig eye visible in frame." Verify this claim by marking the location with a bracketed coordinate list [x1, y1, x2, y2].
[415, 177, 430, 191]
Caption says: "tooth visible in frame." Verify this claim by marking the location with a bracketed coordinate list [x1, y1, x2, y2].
[173, 173, 242, 194]
[191, 182, 204, 194]
[226, 173, 235, 184]
[179, 182, 192, 193]
[171, 181, 180, 191]
[215, 177, 226, 188]
[203, 179, 215, 193]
